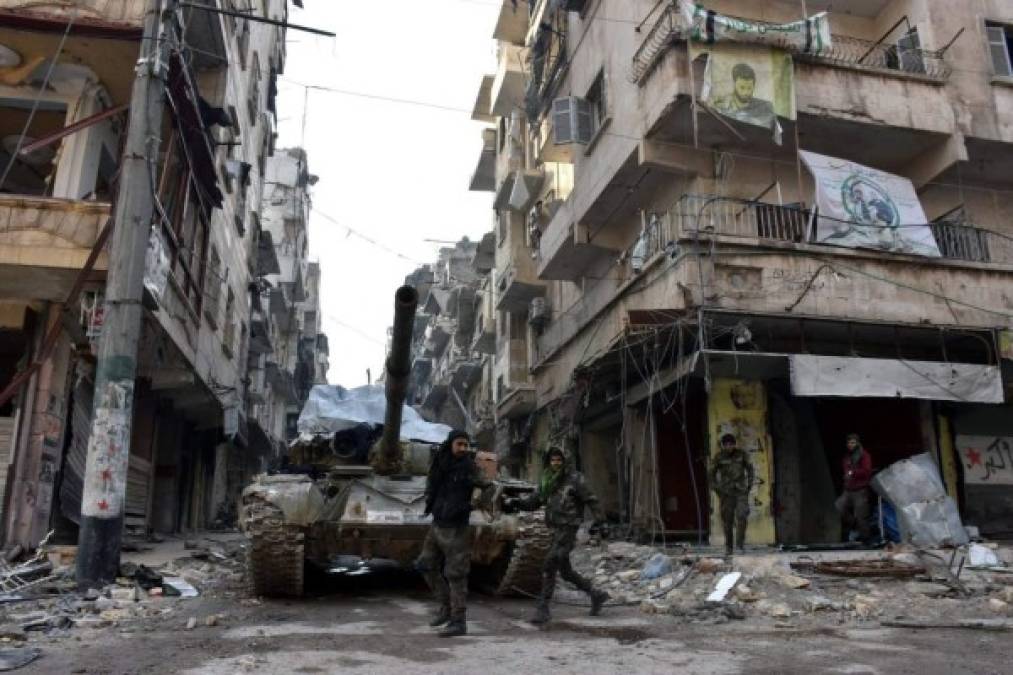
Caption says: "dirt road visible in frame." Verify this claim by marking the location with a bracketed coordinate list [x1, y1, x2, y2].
[21, 567, 1008, 675]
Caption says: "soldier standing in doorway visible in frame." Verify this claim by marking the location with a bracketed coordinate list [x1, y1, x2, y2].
[504, 446, 610, 625]
[709, 433, 755, 557]
[416, 429, 489, 638]
[835, 432, 874, 544]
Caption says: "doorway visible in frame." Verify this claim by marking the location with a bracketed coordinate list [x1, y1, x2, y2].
[655, 384, 709, 538]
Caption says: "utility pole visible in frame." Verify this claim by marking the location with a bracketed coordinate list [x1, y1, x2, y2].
[76, 0, 172, 588]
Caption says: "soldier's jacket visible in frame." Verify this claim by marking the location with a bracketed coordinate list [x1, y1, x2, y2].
[424, 450, 490, 527]
[516, 467, 602, 529]
[709, 447, 755, 497]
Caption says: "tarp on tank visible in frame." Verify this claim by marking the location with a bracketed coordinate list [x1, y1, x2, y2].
[297, 385, 452, 443]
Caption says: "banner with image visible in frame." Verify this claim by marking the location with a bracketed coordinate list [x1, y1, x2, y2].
[681, 2, 832, 54]
[799, 151, 941, 257]
[697, 43, 795, 142]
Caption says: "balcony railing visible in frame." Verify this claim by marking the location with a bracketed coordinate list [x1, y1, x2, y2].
[656, 195, 1013, 266]
[794, 33, 951, 81]
[631, 4, 951, 85]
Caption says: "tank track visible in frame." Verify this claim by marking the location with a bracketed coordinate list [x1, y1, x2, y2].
[241, 490, 305, 598]
[492, 510, 552, 596]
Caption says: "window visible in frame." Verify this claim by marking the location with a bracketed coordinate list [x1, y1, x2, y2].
[497, 210, 508, 246]
[552, 96, 594, 145]
[247, 53, 261, 127]
[498, 116, 507, 153]
[586, 69, 608, 133]
[223, 287, 236, 358]
[236, 8, 250, 70]
[204, 246, 222, 327]
[885, 28, 925, 74]
[987, 22, 1013, 77]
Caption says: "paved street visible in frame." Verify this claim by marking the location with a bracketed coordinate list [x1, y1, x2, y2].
[25, 569, 1009, 675]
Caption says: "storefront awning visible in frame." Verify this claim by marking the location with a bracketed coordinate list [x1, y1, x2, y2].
[789, 355, 1004, 404]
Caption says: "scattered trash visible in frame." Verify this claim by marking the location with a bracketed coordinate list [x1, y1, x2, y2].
[641, 553, 672, 580]
[790, 558, 925, 578]
[0, 647, 41, 671]
[706, 572, 742, 602]
[185, 617, 197, 630]
[162, 577, 199, 598]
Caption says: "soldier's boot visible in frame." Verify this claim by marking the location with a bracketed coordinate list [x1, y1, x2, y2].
[438, 615, 467, 638]
[530, 602, 551, 625]
[589, 589, 609, 616]
[429, 605, 451, 627]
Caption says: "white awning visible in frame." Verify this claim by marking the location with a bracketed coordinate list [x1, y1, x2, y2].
[789, 355, 1004, 403]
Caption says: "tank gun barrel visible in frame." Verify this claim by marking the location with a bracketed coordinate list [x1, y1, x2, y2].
[378, 285, 419, 469]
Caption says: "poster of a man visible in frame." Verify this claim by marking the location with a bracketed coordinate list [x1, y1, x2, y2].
[697, 43, 796, 140]
[712, 62, 776, 128]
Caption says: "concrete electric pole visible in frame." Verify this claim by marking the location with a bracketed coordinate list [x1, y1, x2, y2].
[76, 0, 173, 588]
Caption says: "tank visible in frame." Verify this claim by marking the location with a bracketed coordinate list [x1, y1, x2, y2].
[240, 285, 549, 598]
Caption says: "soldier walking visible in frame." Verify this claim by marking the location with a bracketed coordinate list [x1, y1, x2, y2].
[505, 447, 609, 625]
[709, 433, 755, 557]
[417, 429, 489, 637]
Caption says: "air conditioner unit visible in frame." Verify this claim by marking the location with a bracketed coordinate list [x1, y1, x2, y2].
[552, 96, 594, 146]
[528, 297, 550, 329]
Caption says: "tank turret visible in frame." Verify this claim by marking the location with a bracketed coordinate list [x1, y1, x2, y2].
[371, 284, 419, 474]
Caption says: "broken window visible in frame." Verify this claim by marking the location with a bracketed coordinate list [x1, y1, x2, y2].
[0, 101, 67, 196]
[987, 22, 1013, 77]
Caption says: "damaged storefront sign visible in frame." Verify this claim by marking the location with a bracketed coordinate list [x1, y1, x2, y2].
[956, 436, 1013, 485]
[789, 355, 1003, 404]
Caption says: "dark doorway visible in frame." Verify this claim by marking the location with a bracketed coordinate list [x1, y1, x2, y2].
[655, 383, 708, 538]
[812, 398, 924, 495]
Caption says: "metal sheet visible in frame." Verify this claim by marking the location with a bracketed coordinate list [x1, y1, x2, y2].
[789, 355, 1003, 403]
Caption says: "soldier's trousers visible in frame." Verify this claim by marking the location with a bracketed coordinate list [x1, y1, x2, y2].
[835, 488, 872, 541]
[718, 493, 749, 550]
[416, 525, 471, 620]
[538, 526, 595, 606]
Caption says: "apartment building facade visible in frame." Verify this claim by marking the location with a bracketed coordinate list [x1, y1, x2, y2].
[247, 147, 328, 460]
[471, 0, 1013, 544]
[0, 0, 312, 548]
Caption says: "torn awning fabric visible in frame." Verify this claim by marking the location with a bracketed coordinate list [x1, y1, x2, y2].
[167, 53, 223, 209]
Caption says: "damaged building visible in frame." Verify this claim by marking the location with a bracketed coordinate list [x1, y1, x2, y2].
[0, 1, 328, 551]
[464, 0, 1013, 545]
[406, 237, 498, 452]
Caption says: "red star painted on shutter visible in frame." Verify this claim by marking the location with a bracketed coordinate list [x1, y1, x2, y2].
[97, 499, 109, 511]
[966, 447, 982, 467]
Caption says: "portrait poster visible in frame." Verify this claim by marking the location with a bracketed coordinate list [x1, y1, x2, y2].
[799, 151, 941, 257]
[698, 43, 796, 142]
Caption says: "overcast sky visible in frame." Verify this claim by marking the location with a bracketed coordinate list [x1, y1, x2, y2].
[276, 0, 498, 387]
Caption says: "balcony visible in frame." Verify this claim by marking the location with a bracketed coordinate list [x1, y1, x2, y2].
[471, 75, 495, 124]
[632, 4, 951, 87]
[451, 359, 483, 393]
[249, 308, 273, 355]
[667, 195, 1013, 266]
[491, 44, 526, 118]
[496, 262, 546, 313]
[0, 0, 145, 27]
[0, 196, 109, 300]
[497, 385, 536, 420]
[492, 0, 528, 45]
[536, 198, 620, 281]
[469, 129, 497, 192]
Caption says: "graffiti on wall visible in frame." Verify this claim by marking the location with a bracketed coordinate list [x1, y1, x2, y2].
[956, 435, 1013, 485]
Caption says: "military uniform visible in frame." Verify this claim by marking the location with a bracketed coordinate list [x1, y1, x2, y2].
[510, 449, 608, 624]
[709, 444, 755, 555]
[416, 435, 489, 636]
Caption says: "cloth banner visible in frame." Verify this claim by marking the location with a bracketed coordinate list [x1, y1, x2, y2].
[799, 151, 942, 257]
[956, 436, 1013, 486]
[698, 42, 795, 142]
[789, 355, 1004, 403]
[681, 2, 832, 54]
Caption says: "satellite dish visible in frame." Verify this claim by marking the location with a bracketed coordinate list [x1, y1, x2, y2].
[0, 45, 21, 68]
[2, 136, 55, 168]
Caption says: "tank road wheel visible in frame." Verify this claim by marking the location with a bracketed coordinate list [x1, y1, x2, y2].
[242, 492, 305, 598]
[492, 511, 552, 597]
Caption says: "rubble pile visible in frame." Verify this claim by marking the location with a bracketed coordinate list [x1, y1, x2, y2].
[570, 539, 1013, 629]
[0, 535, 248, 667]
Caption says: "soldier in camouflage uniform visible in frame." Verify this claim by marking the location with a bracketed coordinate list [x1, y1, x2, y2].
[709, 433, 755, 556]
[416, 430, 490, 637]
[505, 447, 609, 625]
